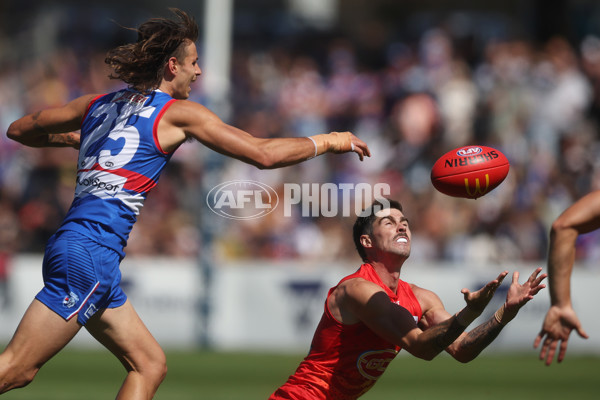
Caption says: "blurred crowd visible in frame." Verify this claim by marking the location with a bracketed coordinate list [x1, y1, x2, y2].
[2, 7, 600, 269]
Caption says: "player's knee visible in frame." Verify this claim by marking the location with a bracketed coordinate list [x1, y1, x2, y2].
[142, 350, 167, 386]
[152, 355, 168, 384]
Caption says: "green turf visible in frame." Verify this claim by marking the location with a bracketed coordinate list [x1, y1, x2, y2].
[0, 349, 597, 399]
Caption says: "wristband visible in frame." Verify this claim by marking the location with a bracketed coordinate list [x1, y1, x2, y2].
[307, 136, 318, 159]
[494, 304, 507, 326]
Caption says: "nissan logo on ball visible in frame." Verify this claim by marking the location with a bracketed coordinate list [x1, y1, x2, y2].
[206, 180, 279, 220]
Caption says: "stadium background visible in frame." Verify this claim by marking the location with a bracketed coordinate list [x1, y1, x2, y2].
[1, 0, 600, 398]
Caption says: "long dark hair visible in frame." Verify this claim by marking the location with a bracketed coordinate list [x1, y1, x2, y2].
[105, 8, 199, 92]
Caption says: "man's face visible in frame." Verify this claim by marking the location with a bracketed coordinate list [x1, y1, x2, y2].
[364, 208, 411, 260]
[171, 41, 201, 99]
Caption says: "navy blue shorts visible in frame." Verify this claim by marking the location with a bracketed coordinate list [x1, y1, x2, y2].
[35, 230, 127, 325]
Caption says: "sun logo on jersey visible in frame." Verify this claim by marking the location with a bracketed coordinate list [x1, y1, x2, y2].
[357, 349, 399, 380]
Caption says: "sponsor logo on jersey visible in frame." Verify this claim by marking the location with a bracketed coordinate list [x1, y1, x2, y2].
[356, 349, 398, 380]
[76, 175, 121, 193]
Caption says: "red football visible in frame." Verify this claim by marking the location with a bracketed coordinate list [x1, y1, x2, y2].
[430, 145, 510, 199]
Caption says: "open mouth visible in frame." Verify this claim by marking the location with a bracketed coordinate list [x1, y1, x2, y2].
[396, 237, 408, 243]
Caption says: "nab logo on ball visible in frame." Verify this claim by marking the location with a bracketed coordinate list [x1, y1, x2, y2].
[206, 180, 279, 220]
[430, 145, 510, 199]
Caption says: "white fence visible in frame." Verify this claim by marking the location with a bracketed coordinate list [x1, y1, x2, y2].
[1, 256, 599, 355]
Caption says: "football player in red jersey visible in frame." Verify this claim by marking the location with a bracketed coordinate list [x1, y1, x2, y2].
[271, 199, 546, 400]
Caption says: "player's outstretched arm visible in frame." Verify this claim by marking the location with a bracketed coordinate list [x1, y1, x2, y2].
[6, 94, 97, 149]
[399, 272, 512, 360]
[341, 274, 507, 361]
[533, 192, 600, 365]
[445, 268, 546, 362]
[401, 271, 508, 361]
[160, 100, 370, 168]
[339, 281, 468, 361]
[534, 202, 591, 365]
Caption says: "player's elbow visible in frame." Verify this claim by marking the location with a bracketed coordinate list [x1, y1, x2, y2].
[550, 217, 579, 240]
[419, 353, 437, 361]
[250, 152, 279, 170]
[409, 346, 440, 361]
[6, 122, 22, 143]
[447, 345, 480, 363]
[550, 218, 568, 234]
[253, 159, 276, 170]
[452, 353, 474, 363]
[416, 352, 438, 361]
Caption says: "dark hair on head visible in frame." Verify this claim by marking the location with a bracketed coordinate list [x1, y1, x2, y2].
[353, 198, 403, 262]
[105, 8, 199, 92]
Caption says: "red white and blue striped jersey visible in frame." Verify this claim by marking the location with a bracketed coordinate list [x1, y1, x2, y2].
[58, 89, 177, 257]
[270, 263, 423, 400]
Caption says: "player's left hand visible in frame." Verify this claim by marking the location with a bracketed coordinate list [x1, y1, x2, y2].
[505, 267, 546, 311]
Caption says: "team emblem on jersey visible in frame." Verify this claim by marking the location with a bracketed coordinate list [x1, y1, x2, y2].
[63, 291, 79, 308]
[357, 349, 398, 380]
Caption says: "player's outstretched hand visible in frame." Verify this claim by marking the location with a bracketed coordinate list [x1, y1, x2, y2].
[460, 271, 509, 313]
[493, 267, 547, 327]
[534, 305, 588, 366]
[317, 131, 371, 161]
[330, 131, 371, 161]
[348, 133, 371, 161]
[505, 268, 547, 309]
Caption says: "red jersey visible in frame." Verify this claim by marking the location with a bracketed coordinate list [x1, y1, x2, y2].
[270, 263, 423, 400]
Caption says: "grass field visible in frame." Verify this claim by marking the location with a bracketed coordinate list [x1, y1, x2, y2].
[0, 349, 597, 399]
